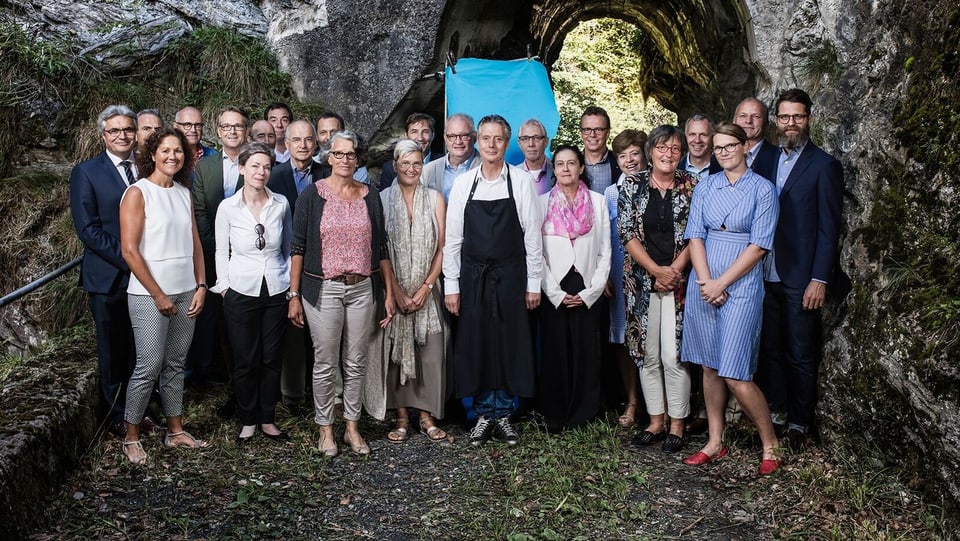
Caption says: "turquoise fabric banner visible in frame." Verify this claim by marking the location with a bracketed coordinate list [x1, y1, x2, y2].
[445, 58, 560, 165]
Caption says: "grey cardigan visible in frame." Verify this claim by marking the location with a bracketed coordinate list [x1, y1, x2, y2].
[291, 182, 390, 308]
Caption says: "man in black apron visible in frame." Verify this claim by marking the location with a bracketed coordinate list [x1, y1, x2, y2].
[442, 115, 543, 446]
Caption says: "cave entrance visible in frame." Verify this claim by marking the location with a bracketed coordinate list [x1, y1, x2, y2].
[371, 0, 760, 160]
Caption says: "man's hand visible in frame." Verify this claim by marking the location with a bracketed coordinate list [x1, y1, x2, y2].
[445, 293, 460, 316]
[802, 281, 826, 311]
[526, 292, 541, 310]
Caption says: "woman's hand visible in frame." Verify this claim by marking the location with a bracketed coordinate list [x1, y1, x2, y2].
[652, 265, 681, 290]
[288, 298, 304, 328]
[187, 287, 206, 318]
[154, 292, 176, 316]
[696, 278, 728, 306]
[561, 294, 585, 307]
[395, 290, 416, 314]
[379, 292, 397, 328]
[409, 285, 431, 312]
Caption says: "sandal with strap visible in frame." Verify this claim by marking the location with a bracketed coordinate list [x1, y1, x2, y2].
[420, 417, 447, 442]
[122, 439, 147, 465]
[618, 403, 639, 427]
[388, 418, 410, 443]
[164, 430, 208, 449]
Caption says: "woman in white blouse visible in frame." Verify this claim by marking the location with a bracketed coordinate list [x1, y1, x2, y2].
[211, 142, 293, 443]
[538, 145, 612, 432]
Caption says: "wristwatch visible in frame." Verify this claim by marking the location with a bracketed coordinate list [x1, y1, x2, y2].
[423, 282, 434, 290]
[197, 283, 208, 290]
[286, 290, 300, 300]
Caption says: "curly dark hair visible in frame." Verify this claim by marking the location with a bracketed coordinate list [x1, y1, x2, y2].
[135, 127, 194, 187]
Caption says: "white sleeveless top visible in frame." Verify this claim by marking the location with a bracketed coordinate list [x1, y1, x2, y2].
[123, 179, 196, 296]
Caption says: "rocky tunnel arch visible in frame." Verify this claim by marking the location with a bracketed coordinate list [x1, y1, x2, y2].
[363, 0, 763, 157]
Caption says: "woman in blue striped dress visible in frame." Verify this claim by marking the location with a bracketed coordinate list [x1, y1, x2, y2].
[680, 122, 782, 475]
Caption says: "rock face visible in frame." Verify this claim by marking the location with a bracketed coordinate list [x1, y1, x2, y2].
[3, 0, 959, 514]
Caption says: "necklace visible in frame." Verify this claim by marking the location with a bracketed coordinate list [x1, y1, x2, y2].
[650, 175, 672, 192]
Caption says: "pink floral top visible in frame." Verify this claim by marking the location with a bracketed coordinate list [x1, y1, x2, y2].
[318, 180, 372, 277]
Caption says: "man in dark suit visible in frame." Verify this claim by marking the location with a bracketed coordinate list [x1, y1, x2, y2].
[187, 106, 248, 385]
[70, 104, 139, 436]
[579, 106, 621, 195]
[759, 88, 843, 449]
[267, 120, 324, 408]
[734, 97, 779, 182]
[678, 113, 722, 179]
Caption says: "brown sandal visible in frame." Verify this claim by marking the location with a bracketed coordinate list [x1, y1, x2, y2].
[618, 403, 639, 427]
[419, 417, 447, 442]
[388, 418, 410, 443]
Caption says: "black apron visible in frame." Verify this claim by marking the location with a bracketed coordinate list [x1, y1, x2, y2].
[453, 169, 535, 398]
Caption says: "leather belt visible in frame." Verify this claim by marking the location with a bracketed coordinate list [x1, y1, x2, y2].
[325, 273, 368, 285]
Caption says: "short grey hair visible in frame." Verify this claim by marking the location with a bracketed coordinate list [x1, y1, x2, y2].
[137, 109, 162, 121]
[684, 113, 713, 134]
[520, 118, 547, 136]
[97, 105, 136, 134]
[447, 112, 475, 131]
[393, 138, 422, 161]
[239, 142, 275, 166]
[320, 130, 360, 162]
[478, 114, 511, 141]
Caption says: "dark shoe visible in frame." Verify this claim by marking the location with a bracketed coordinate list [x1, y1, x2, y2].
[773, 422, 788, 439]
[469, 417, 494, 446]
[494, 417, 519, 446]
[685, 417, 708, 435]
[683, 446, 728, 466]
[139, 414, 161, 433]
[631, 429, 666, 447]
[264, 431, 290, 442]
[787, 428, 808, 451]
[661, 434, 686, 454]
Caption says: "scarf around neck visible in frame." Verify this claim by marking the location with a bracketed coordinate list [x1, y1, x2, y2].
[542, 180, 594, 239]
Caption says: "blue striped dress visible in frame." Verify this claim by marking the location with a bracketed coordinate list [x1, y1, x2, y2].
[681, 169, 779, 380]
[604, 182, 626, 344]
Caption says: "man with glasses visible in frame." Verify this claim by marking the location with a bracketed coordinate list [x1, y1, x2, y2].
[136, 109, 163, 150]
[187, 106, 249, 387]
[759, 88, 844, 451]
[265, 102, 293, 163]
[733, 98, 779, 182]
[579, 106, 621, 195]
[422, 113, 480, 201]
[519, 118, 554, 195]
[70, 105, 139, 437]
[679, 114, 721, 179]
[380, 112, 436, 190]
[174, 106, 216, 175]
[443, 115, 542, 447]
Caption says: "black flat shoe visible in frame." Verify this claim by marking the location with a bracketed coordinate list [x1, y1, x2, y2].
[263, 431, 290, 442]
[631, 430, 666, 447]
[661, 434, 686, 454]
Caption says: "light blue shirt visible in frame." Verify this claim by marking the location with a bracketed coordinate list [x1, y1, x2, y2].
[222, 153, 240, 198]
[442, 150, 478, 201]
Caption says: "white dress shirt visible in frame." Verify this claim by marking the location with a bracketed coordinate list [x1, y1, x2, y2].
[107, 150, 137, 185]
[443, 163, 543, 295]
[210, 187, 292, 296]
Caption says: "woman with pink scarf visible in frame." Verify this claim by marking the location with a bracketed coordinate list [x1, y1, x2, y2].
[537, 145, 611, 432]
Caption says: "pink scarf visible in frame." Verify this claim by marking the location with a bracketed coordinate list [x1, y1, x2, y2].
[542, 181, 594, 239]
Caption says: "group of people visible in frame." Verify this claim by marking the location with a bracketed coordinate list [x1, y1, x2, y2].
[70, 88, 843, 476]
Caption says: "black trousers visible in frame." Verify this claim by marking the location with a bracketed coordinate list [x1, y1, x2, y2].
[224, 283, 287, 425]
[89, 290, 135, 424]
[538, 270, 602, 430]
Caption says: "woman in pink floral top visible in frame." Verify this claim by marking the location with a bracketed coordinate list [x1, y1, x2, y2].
[288, 131, 395, 457]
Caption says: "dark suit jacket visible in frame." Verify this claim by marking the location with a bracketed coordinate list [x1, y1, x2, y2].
[192, 152, 243, 283]
[678, 154, 722, 177]
[750, 139, 780, 183]
[771, 142, 843, 289]
[70, 152, 131, 294]
[267, 160, 327, 215]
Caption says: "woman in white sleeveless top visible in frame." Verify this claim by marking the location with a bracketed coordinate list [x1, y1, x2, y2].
[119, 127, 208, 465]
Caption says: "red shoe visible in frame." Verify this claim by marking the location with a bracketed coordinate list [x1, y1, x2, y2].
[683, 446, 728, 466]
[759, 457, 783, 476]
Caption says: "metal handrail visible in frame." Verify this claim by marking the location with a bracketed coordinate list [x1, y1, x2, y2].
[0, 257, 82, 308]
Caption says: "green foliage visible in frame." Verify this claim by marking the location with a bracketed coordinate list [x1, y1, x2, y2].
[552, 19, 676, 148]
[797, 41, 842, 88]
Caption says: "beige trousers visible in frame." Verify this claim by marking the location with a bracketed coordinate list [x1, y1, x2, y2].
[640, 291, 690, 419]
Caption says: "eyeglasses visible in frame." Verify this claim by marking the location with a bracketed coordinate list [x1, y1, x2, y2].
[175, 122, 204, 131]
[654, 144, 682, 155]
[255, 223, 265, 251]
[775, 113, 809, 124]
[218, 124, 247, 132]
[104, 127, 137, 137]
[445, 133, 472, 142]
[329, 151, 357, 161]
[713, 142, 743, 155]
[579, 127, 609, 135]
[517, 135, 547, 143]
[397, 161, 423, 170]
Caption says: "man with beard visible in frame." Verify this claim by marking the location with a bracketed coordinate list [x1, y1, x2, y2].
[380, 112, 436, 190]
[678, 114, 721, 179]
[421, 113, 480, 200]
[733, 98, 779, 181]
[759, 88, 843, 450]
